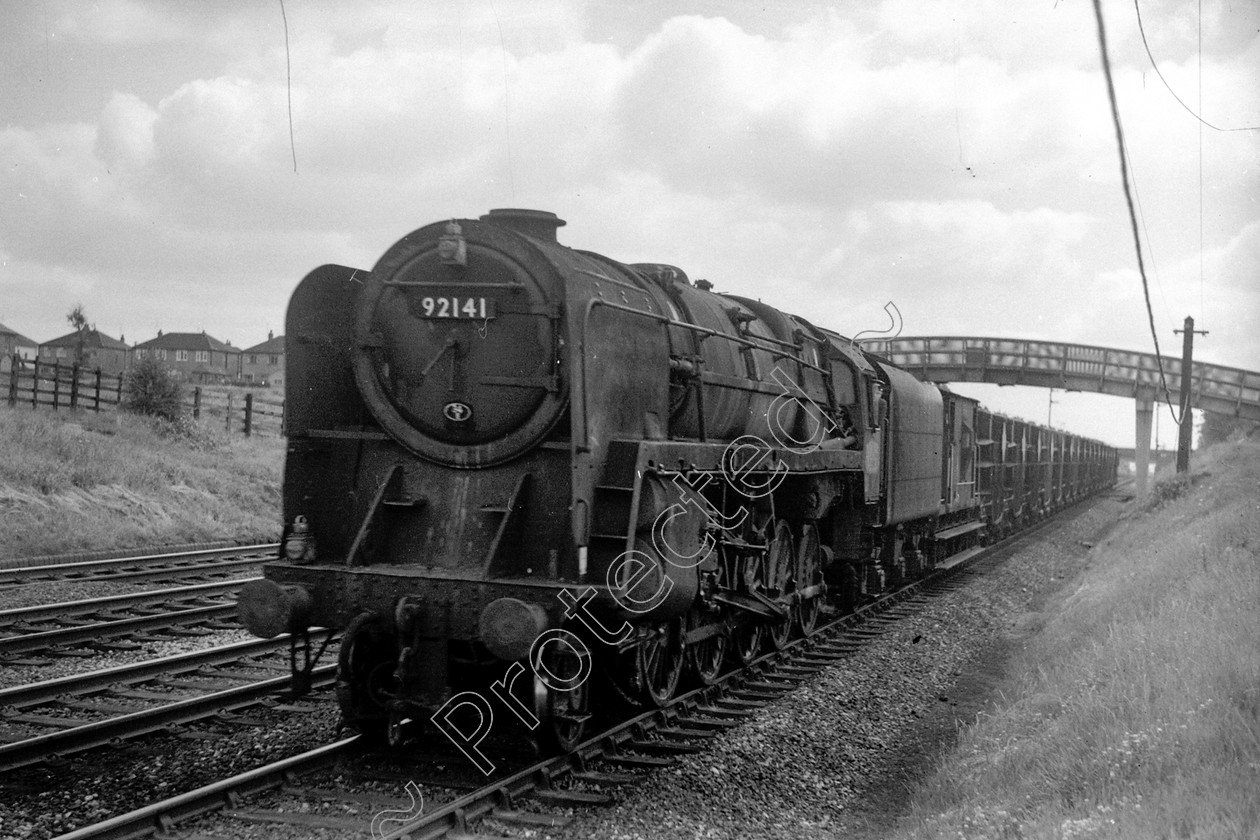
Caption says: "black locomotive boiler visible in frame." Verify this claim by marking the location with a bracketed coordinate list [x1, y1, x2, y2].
[237, 209, 1117, 757]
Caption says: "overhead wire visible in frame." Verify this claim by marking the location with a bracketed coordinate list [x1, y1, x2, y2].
[1197, 0, 1203, 319]
[279, 0, 297, 173]
[1090, 0, 1183, 426]
[1120, 138, 1173, 333]
[1133, 0, 1260, 132]
[488, 0, 517, 201]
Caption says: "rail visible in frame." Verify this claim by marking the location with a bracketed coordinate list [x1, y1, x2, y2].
[0, 544, 276, 588]
[0, 662, 337, 772]
[0, 578, 255, 656]
[53, 737, 362, 840]
[53, 492, 1102, 840]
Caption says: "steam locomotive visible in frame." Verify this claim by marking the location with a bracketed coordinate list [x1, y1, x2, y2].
[237, 209, 1117, 755]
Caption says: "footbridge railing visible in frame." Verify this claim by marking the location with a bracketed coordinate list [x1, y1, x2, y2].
[859, 336, 1260, 422]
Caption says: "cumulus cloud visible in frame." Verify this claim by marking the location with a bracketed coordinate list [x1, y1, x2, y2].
[0, 0, 1256, 404]
[52, 0, 192, 45]
[97, 92, 158, 169]
[0, 124, 113, 261]
[1168, 221, 1260, 370]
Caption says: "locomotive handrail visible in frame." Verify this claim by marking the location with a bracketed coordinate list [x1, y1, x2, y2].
[735, 328, 806, 353]
[708, 331, 825, 371]
[576, 298, 828, 450]
[572, 266, 646, 292]
[579, 300, 827, 375]
[382, 279, 524, 289]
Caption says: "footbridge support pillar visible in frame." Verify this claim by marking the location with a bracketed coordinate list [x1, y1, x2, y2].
[1135, 391, 1154, 497]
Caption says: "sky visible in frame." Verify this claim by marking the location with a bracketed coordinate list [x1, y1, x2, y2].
[1, 0, 1257, 448]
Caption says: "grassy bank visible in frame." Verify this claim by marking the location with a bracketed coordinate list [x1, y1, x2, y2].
[892, 438, 1260, 839]
[0, 405, 283, 559]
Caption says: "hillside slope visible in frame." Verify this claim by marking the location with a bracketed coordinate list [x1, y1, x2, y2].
[0, 406, 282, 560]
[892, 438, 1260, 839]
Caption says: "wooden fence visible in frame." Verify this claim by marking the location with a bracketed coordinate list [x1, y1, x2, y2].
[5, 356, 284, 437]
[188, 387, 285, 437]
[6, 357, 124, 413]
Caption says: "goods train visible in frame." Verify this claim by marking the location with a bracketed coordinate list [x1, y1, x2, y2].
[237, 209, 1117, 754]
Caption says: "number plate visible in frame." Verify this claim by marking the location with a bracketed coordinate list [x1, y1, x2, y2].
[419, 295, 496, 320]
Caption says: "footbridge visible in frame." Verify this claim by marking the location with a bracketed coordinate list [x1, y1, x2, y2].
[858, 336, 1260, 496]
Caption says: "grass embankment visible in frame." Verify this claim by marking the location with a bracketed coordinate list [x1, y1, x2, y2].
[894, 438, 1260, 839]
[0, 405, 283, 560]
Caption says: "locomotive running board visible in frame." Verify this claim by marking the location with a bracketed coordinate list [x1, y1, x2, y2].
[936, 546, 985, 570]
[932, 520, 987, 542]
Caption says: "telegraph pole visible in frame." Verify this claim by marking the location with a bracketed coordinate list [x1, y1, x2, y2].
[1173, 316, 1208, 473]
[1047, 388, 1058, 428]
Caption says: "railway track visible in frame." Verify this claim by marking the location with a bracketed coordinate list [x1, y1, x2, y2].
[0, 636, 336, 773]
[0, 578, 258, 660]
[52, 506, 1067, 840]
[0, 545, 278, 591]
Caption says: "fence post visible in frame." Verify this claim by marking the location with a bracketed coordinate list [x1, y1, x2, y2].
[244, 393, 253, 437]
[193, 387, 202, 419]
[93, 369, 102, 411]
[226, 392, 233, 431]
[52, 361, 61, 411]
[116, 370, 123, 408]
[7, 356, 17, 407]
[70, 363, 80, 410]
[32, 358, 40, 408]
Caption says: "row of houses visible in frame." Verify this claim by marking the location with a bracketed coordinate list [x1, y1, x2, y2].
[0, 323, 286, 387]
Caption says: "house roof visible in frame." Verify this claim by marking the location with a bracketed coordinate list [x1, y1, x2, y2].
[0, 323, 38, 346]
[41, 329, 128, 350]
[133, 331, 240, 354]
[242, 334, 285, 354]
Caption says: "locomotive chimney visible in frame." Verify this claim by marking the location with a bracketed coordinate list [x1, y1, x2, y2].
[480, 208, 566, 243]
